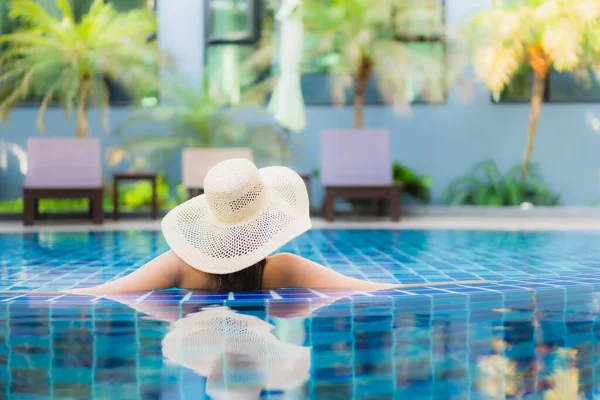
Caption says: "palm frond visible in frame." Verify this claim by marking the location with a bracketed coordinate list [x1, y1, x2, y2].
[298, 0, 455, 112]
[118, 71, 290, 169]
[37, 84, 57, 132]
[0, 0, 159, 136]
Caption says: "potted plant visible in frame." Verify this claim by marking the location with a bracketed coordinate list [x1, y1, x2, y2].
[468, 0, 600, 178]
[0, 0, 159, 137]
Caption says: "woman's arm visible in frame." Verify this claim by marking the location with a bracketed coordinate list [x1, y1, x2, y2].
[265, 253, 399, 291]
[66, 250, 189, 296]
[265, 253, 492, 291]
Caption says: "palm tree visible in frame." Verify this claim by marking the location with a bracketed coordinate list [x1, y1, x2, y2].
[300, 0, 446, 129]
[0, 0, 159, 137]
[114, 76, 293, 170]
[468, 0, 600, 178]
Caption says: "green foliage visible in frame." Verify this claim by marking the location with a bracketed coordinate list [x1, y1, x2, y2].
[393, 162, 433, 203]
[0, 197, 112, 213]
[115, 75, 292, 170]
[0, 173, 174, 213]
[312, 162, 433, 204]
[299, 0, 447, 107]
[0, 0, 159, 137]
[0, 198, 22, 212]
[116, 172, 170, 209]
[468, 0, 600, 95]
[442, 160, 560, 206]
[175, 183, 189, 205]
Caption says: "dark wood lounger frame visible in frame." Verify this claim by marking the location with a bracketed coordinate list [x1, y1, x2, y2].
[113, 173, 158, 221]
[23, 188, 104, 226]
[323, 184, 404, 222]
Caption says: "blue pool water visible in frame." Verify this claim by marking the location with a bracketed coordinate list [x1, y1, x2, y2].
[1, 230, 600, 399]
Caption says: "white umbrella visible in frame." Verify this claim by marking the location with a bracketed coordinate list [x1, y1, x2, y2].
[267, 15, 306, 133]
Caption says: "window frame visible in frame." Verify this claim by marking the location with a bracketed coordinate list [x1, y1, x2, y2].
[202, 0, 269, 101]
[492, 70, 600, 104]
[204, 0, 262, 46]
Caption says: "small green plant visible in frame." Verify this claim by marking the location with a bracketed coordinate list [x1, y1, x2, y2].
[312, 162, 433, 205]
[0, 197, 113, 213]
[0, 173, 175, 213]
[0, 198, 22, 212]
[116, 172, 171, 209]
[393, 162, 433, 203]
[442, 160, 560, 206]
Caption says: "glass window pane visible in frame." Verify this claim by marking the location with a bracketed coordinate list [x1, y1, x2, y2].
[0, 0, 14, 34]
[300, 74, 384, 105]
[407, 41, 445, 103]
[549, 70, 600, 101]
[206, 44, 258, 103]
[301, 42, 445, 105]
[496, 66, 533, 102]
[208, 0, 253, 41]
[74, 0, 94, 20]
[104, 0, 158, 105]
[394, 0, 444, 38]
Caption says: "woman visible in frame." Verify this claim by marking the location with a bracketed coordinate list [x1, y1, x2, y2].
[64, 158, 487, 296]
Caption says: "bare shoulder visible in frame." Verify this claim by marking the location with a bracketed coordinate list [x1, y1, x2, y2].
[262, 252, 304, 289]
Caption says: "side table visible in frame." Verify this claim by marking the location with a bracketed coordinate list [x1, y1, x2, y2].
[113, 173, 158, 220]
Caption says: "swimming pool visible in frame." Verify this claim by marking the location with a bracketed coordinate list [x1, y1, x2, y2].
[1, 230, 600, 399]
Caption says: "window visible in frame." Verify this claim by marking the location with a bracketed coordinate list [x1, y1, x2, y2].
[299, 0, 446, 105]
[205, 0, 447, 106]
[493, 0, 600, 103]
[0, 0, 157, 107]
[104, 0, 158, 106]
[204, 0, 269, 104]
[205, 0, 261, 44]
[496, 67, 600, 103]
[204, 0, 446, 106]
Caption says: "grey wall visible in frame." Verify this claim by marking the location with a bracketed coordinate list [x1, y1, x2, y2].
[1, 0, 600, 206]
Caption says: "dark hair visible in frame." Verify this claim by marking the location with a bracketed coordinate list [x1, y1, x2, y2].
[214, 258, 267, 292]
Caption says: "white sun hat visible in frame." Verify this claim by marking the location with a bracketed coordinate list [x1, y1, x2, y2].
[162, 306, 311, 399]
[162, 158, 311, 274]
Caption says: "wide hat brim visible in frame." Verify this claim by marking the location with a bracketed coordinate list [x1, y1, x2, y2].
[162, 166, 311, 275]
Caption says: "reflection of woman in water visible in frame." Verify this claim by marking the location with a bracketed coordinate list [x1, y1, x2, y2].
[162, 306, 311, 399]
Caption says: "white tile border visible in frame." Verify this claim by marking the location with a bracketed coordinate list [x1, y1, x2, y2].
[3, 215, 600, 233]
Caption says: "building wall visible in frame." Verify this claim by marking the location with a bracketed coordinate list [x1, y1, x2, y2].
[0, 0, 599, 206]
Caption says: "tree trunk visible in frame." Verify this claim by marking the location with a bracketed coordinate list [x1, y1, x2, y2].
[353, 57, 373, 129]
[522, 48, 549, 180]
[76, 75, 92, 138]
